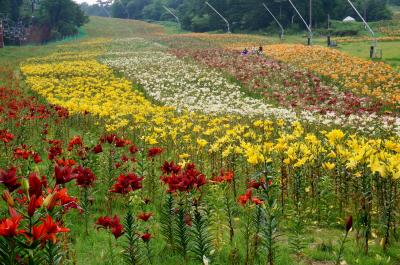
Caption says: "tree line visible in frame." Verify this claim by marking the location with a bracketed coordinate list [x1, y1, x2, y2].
[0, 0, 88, 41]
[107, 0, 393, 32]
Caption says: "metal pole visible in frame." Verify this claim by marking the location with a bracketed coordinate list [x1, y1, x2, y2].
[262, 3, 284, 40]
[327, 13, 331, 47]
[346, 0, 377, 49]
[205, 1, 231, 33]
[0, 21, 4, 48]
[288, 0, 312, 44]
[163, 6, 181, 29]
[309, 0, 312, 28]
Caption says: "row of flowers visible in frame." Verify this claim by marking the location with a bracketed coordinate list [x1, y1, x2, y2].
[259, 44, 400, 105]
[169, 46, 399, 134]
[335, 36, 400, 43]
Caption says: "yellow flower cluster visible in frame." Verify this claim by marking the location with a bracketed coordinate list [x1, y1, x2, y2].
[21, 55, 173, 132]
[264, 44, 400, 104]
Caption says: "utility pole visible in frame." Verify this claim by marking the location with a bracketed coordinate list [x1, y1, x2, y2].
[205, 1, 231, 33]
[0, 20, 4, 48]
[163, 6, 181, 29]
[288, 0, 312, 45]
[262, 3, 285, 40]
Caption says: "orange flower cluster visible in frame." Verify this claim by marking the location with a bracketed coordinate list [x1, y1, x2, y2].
[265, 44, 400, 105]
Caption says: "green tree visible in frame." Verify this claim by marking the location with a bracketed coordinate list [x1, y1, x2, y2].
[36, 0, 88, 39]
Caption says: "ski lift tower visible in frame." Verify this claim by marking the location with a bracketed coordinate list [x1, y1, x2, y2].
[205, 1, 231, 33]
[163, 6, 181, 29]
[345, 0, 380, 59]
[288, 0, 313, 45]
[262, 3, 285, 40]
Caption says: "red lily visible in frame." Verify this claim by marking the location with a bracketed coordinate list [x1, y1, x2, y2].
[0, 207, 25, 237]
[28, 195, 43, 217]
[238, 190, 252, 206]
[74, 166, 96, 188]
[67, 136, 83, 151]
[92, 144, 103, 154]
[137, 212, 153, 222]
[147, 147, 163, 158]
[109, 173, 143, 194]
[161, 161, 181, 174]
[54, 164, 76, 185]
[29, 173, 43, 198]
[0, 167, 21, 192]
[32, 215, 69, 244]
[141, 232, 151, 242]
[96, 215, 124, 239]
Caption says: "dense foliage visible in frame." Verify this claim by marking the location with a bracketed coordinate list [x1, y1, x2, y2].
[0, 0, 88, 41]
[110, 0, 393, 32]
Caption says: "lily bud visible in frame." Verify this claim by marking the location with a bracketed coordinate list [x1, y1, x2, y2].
[43, 193, 54, 207]
[46, 193, 58, 211]
[345, 215, 353, 232]
[21, 178, 29, 194]
[2, 190, 14, 207]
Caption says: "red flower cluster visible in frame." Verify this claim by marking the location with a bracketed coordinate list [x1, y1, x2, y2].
[247, 179, 266, 190]
[54, 163, 76, 185]
[109, 173, 143, 194]
[137, 212, 153, 222]
[238, 189, 263, 206]
[29, 173, 47, 198]
[0, 207, 25, 237]
[141, 232, 151, 242]
[0, 167, 21, 192]
[0, 207, 68, 245]
[74, 166, 96, 188]
[67, 136, 83, 151]
[161, 162, 206, 193]
[0, 129, 14, 143]
[45, 188, 80, 213]
[53, 105, 69, 119]
[211, 169, 234, 184]
[13, 144, 42, 163]
[161, 161, 181, 174]
[96, 215, 124, 239]
[48, 140, 63, 160]
[100, 134, 131, 147]
[92, 144, 103, 154]
[147, 147, 163, 158]
[129, 144, 139, 154]
[32, 215, 69, 244]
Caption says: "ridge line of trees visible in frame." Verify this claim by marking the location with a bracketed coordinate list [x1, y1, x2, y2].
[97, 0, 393, 32]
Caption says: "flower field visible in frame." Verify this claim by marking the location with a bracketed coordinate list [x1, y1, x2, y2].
[263, 44, 400, 105]
[1, 17, 400, 265]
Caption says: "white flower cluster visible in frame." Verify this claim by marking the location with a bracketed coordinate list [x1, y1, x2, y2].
[103, 51, 297, 120]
